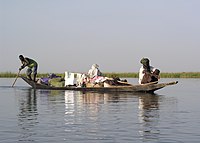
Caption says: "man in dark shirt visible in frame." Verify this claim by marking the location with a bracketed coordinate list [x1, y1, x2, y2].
[19, 55, 38, 82]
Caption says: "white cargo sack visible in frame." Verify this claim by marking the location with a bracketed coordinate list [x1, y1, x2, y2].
[65, 72, 76, 86]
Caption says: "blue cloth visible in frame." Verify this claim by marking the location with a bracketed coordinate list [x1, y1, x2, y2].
[40, 73, 61, 85]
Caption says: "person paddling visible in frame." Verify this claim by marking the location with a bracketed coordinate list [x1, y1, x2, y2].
[19, 55, 38, 82]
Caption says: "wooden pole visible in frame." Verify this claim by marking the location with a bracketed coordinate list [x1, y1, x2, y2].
[12, 70, 21, 87]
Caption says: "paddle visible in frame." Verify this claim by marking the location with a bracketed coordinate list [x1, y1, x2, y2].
[12, 70, 21, 87]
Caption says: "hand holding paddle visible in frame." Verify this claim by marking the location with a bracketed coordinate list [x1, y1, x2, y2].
[12, 70, 21, 87]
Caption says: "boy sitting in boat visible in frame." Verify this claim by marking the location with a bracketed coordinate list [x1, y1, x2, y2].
[139, 58, 160, 84]
[88, 64, 105, 82]
[86, 64, 130, 87]
[86, 64, 106, 87]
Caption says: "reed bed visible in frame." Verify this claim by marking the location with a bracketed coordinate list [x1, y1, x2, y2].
[104, 72, 200, 78]
[0, 72, 50, 78]
[103, 72, 138, 78]
[160, 72, 200, 78]
[1, 72, 200, 78]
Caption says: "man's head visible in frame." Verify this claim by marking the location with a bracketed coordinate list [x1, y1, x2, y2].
[140, 58, 150, 67]
[19, 55, 24, 61]
[92, 64, 99, 69]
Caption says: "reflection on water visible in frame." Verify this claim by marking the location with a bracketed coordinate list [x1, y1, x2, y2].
[64, 91, 129, 121]
[138, 94, 160, 141]
[2, 78, 200, 142]
[15, 88, 178, 142]
[64, 91, 105, 127]
[64, 91, 133, 141]
[17, 89, 38, 142]
[64, 91, 164, 141]
[64, 91, 76, 128]
[63, 91, 166, 142]
[65, 91, 75, 115]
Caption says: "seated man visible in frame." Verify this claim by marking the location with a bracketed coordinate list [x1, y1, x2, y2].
[139, 58, 160, 84]
[87, 64, 104, 83]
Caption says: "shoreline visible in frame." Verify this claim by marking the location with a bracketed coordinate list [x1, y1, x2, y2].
[1, 72, 200, 78]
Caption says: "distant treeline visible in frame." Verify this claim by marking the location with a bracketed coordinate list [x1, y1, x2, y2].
[1, 72, 200, 78]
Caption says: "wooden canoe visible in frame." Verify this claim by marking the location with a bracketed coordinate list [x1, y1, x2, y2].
[20, 76, 178, 93]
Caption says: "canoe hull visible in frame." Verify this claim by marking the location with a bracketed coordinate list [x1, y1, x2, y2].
[20, 76, 178, 93]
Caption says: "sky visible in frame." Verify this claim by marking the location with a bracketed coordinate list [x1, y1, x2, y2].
[1, 0, 200, 73]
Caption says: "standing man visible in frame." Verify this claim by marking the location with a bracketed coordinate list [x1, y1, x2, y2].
[19, 55, 38, 82]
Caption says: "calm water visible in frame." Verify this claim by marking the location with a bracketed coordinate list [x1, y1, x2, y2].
[0, 78, 200, 143]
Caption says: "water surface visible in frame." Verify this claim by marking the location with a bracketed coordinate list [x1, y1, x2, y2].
[0, 78, 200, 143]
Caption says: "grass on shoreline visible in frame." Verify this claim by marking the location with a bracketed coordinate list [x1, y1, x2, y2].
[104, 72, 200, 78]
[1, 72, 200, 78]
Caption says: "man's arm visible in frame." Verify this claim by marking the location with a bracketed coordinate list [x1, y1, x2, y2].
[19, 58, 29, 70]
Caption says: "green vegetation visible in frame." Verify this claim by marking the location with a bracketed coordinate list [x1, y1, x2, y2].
[103, 72, 138, 78]
[103, 72, 200, 78]
[0, 72, 55, 78]
[160, 72, 200, 78]
[1, 72, 200, 78]
[0, 72, 18, 78]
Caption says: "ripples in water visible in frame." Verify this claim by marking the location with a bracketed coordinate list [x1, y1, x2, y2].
[1, 78, 200, 142]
